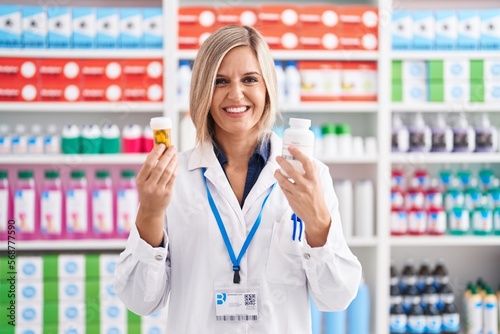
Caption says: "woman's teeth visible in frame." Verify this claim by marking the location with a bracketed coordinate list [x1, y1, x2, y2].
[224, 107, 248, 113]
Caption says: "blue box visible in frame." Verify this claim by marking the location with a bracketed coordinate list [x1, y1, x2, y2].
[435, 10, 457, 50]
[96, 8, 119, 48]
[143, 8, 162, 49]
[22, 6, 47, 48]
[119, 8, 143, 48]
[47, 7, 71, 48]
[413, 11, 435, 50]
[480, 9, 500, 50]
[72, 7, 95, 48]
[457, 10, 480, 50]
[392, 11, 413, 50]
[0, 5, 21, 48]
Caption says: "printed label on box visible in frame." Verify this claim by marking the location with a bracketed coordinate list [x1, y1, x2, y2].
[300, 26, 340, 50]
[435, 11, 458, 50]
[258, 5, 300, 27]
[99, 254, 118, 277]
[342, 62, 377, 101]
[485, 82, 500, 101]
[179, 6, 217, 28]
[59, 301, 86, 324]
[444, 81, 470, 102]
[339, 6, 378, 31]
[17, 281, 43, 302]
[120, 8, 142, 48]
[73, 7, 96, 49]
[413, 11, 435, 50]
[100, 277, 117, 300]
[39, 59, 81, 101]
[403, 80, 428, 102]
[0, 5, 21, 48]
[458, 10, 480, 50]
[18, 303, 42, 324]
[101, 323, 127, 334]
[0, 58, 38, 80]
[481, 10, 500, 50]
[444, 60, 469, 80]
[392, 11, 413, 50]
[60, 279, 85, 301]
[59, 322, 85, 334]
[484, 59, 500, 81]
[97, 8, 119, 48]
[143, 8, 162, 49]
[101, 300, 127, 323]
[217, 6, 258, 27]
[58, 255, 85, 279]
[340, 29, 378, 50]
[22, 6, 47, 48]
[47, 7, 71, 48]
[178, 25, 212, 49]
[258, 25, 299, 50]
[402, 61, 427, 80]
[18, 257, 43, 280]
[299, 61, 342, 101]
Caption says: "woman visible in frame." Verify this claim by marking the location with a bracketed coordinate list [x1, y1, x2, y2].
[114, 25, 362, 333]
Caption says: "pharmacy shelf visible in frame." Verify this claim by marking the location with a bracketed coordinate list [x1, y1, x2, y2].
[321, 156, 378, 164]
[0, 154, 147, 165]
[391, 102, 500, 113]
[0, 49, 164, 59]
[179, 50, 379, 61]
[391, 153, 500, 164]
[390, 236, 500, 247]
[391, 50, 500, 60]
[179, 102, 379, 113]
[0, 102, 164, 113]
[2, 239, 127, 251]
[346, 237, 378, 247]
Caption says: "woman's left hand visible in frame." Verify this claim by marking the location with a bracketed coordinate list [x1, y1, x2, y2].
[274, 146, 331, 247]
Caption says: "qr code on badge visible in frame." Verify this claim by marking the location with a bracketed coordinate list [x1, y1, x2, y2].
[244, 293, 256, 306]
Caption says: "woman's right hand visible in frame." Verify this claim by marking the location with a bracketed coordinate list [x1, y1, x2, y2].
[137, 144, 179, 214]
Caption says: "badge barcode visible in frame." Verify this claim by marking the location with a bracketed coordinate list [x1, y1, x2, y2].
[244, 293, 256, 306]
[216, 315, 258, 321]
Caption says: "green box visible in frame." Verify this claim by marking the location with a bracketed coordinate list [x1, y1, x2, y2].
[86, 254, 100, 279]
[0, 256, 15, 282]
[392, 80, 403, 102]
[429, 81, 444, 102]
[392, 60, 403, 81]
[470, 60, 484, 81]
[44, 280, 58, 302]
[470, 80, 485, 102]
[428, 60, 444, 80]
[128, 324, 141, 334]
[0, 282, 15, 306]
[43, 254, 59, 279]
[128, 309, 141, 324]
[44, 302, 59, 324]
[0, 325, 14, 334]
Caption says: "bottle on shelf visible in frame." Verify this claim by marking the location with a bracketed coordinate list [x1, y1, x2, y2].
[122, 124, 143, 153]
[431, 113, 453, 153]
[12, 124, 28, 154]
[426, 178, 443, 210]
[474, 113, 498, 153]
[274, 60, 286, 109]
[391, 113, 409, 152]
[405, 178, 426, 211]
[101, 124, 121, 154]
[27, 124, 44, 154]
[390, 285, 407, 334]
[40, 170, 63, 240]
[417, 259, 432, 293]
[406, 295, 426, 334]
[441, 294, 461, 334]
[285, 61, 301, 106]
[448, 206, 470, 236]
[14, 170, 37, 240]
[444, 177, 465, 212]
[494, 199, 500, 235]
[487, 178, 500, 208]
[401, 259, 417, 295]
[81, 124, 102, 154]
[354, 179, 374, 237]
[421, 276, 439, 310]
[471, 197, 493, 236]
[61, 124, 81, 154]
[142, 125, 154, 153]
[178, 60, 192, 107]
[65, 170, 89, 239]
[0, 170, 10, 241]
[0, 125, 11, 153]
[465, 178, 483, 211]
[336, 123, 352, 157]
[428, 205, 446, 235]
[452, 113, 475, 153]
[408, 113, 431, 153]
[116, 170, 138, 238]
[433, 259, 449, 291]
[321, 123, 337, 161]
[463, 286, 483, 334]
[438, 169, 453, 192]
[457, 170, 472, 189]
[347, 277, 370, 334]
[423, 293, 442, 334]
[333, 179, 353, 238]
[91, 170, 114, 238]
[479, 168, 495, 191]
[44, 124, 60, 154]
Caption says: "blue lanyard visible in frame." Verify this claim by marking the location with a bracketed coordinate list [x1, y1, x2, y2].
[202, 168, 275, 284]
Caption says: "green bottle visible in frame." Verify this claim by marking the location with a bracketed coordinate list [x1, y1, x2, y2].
[448, 206, 470, 236]
[478, 168, 494, 191]
[464, 178, 482, 212]
[493, 205, 500, 236]
[438, 169, 453, 191]
[444, 178, 465, 212]
[457, 170, 471, 189]
[471, 197, 492, 236]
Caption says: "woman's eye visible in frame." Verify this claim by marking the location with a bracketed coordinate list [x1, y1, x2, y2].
[215, 78, 228, 85]
[244, 77, 258, 83]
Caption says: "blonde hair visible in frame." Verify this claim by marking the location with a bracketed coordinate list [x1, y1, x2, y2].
[189, 25, 278, 145]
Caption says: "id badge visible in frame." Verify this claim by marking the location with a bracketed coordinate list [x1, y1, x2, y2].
[214, 280, 260, 321]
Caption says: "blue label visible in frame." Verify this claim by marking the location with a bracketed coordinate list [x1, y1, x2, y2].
[22, 307, 36, 320]
[65, 306, 78, 319]
[22, 330, 35, 334]
[107, 327, 120, 334]
[148, 327, 161, 334]
[107, 261, 115, 274]
[65, 284, 79, 296]
[22, 286, 36, 298]
[107, 305, 120, 318]
[451, 64, 463, 75]
[65, 261, 78, 274]
[65, 329, 78, 334]
[22, 263, 36, 276]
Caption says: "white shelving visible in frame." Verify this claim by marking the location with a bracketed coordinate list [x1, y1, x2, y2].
[391, 153, 500, 164]
[0, 49, 164, 59]
[322, 156, 378, 164]
[0, 102, 164, 113]
[345, 237, 379, 247]
[391, 50, 500, 60]
[390, 236, 500, 247]
[179, 102, 379, 113]
[178, 50, 379, 61]
[0, 154, 147, 165]
[391, 102, 500, 113]
[1, 239, 127, 251]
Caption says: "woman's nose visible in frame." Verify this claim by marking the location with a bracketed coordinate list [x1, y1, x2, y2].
[227, 82, 244, 101]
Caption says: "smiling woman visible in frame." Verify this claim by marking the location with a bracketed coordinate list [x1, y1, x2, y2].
[113, 25, 362, 334]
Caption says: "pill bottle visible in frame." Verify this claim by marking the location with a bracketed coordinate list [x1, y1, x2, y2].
[150, 117, 172, 149]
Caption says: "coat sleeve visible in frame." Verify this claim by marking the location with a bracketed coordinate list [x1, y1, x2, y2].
[303, 161, 363, 312]
[113, 222, 171, 316]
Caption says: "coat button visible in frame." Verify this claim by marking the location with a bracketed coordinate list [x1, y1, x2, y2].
[155, 255, 163, 261]
[303, 253, 311, 260]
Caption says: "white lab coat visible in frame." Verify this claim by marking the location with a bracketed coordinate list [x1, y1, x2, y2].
[114, 132, 362, 334]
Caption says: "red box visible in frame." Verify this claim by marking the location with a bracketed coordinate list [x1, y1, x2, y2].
[178, 25, 214, 50]
[300, 26, 341, 50]
[179, 6, 218, 29]
[122, 59, 163, 101]
[0, 58, 38, 82]
[81, 59, 123, 102]
[339, 29, 378, 50]
[258, 5, 300, 28]
[299, 5, 340, 29]
[217, 6, 259, 27]
[38, 59, 81, 102]
[341, 62, 377, 101]
[0, 81, 38, 102]
[339, 6, 378, 32]
[257, 25, 300, 50]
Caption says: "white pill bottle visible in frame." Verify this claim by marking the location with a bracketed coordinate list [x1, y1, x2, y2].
[281, 118, 315, 177]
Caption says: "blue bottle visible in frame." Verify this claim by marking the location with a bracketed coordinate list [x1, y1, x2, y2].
[324, 310, 347, 334]
[310, 297, 322, 334]
[347, 278, 370, 334]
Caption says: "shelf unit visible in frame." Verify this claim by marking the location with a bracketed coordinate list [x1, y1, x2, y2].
[0, 49, 164, 59]
[391, 153, 500, 164]
[0, 154, 148, 165]
[391, 102, 500, 113]
[390, 236, 500, 247]
[179, 50, 379, 61]
[391, 50, 500, 60]
[179, 102, 379, 113]
[0, 102, 164, 113]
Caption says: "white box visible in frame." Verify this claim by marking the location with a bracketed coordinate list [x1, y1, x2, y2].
[100, 277, 117, 301]
[72, 7, 95, 48]
[485, 82, 500, 101]
[403, 80, 428, 102]
[444, 81, 470, 102]
[18, 303, 42, 325]
[141, 322, 166, 334]
[101, 300, 127, 323]
[59, 255, 85, 279]
[120, 8, 142, 48]
[413, 11, 435, 50]
[101, 323, 127, 334]
[59, 321, 85, 334]
[15, 325, 42, 334]
[392, 10, 413, 50]
[97, 8, 119, 48]
[17, 281, 43, 302]
[458, 10, 480, 50]
[435, 10, 457, 50]
[444, 59, 469, 80]
[18, 256, 43, 281]
[59, 301, 86, 324]
[22, 6, 47, 48]
[143, 8, 162, 49]
[0, 5, 21, 48]
[402, 61, 427, 80]
[47, 7, 71, 48]
[484, 59, 500, 82]
[481, 10, 500, 50]
[60, 279, 85, 301]
[100, 254, 118, 278]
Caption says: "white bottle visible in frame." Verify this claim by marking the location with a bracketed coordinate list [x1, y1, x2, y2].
[322, 123, 337, 161]
[392, 113, 409, 152]
[354, 179, 374, 237]
[0, 125, 11, 153]
[27, 124, 44, 154]
[281, 118, 314, 177]
[483, 287, 498, 334]
[474, 113, 498, 153]
[333, 179, 353, 238]
[409, 113, 432, 152]
[453, 113, 475, 153]
[285, 61, 301, 106]
[11, 124, 28, 154]
[44, 124, 60, 154]
[180, 113, 197, 151]
[431, 114, 453, 153]
[275, 60, 286, 109]
[178, 60, 192, 108]
[336, 123, 352, 157]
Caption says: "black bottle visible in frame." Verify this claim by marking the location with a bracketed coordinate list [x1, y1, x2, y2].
[437, 283, 454, 311]
[441, 294, 460, 334]
[424, 294, 442, 334]
[401, 259, 417, 292]
[407, 295, 426, 334]
[417, 259, 432, 293]
[432, 259, 449, 290]
[404, 283, 420, 313]
[390, 286, 407, 334]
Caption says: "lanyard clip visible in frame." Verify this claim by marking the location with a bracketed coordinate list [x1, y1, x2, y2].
[232, 265, 241, 284]
[291, 213, 303, 242]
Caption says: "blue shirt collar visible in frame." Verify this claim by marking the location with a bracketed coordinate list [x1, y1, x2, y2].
[212, 136, 270, 166]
